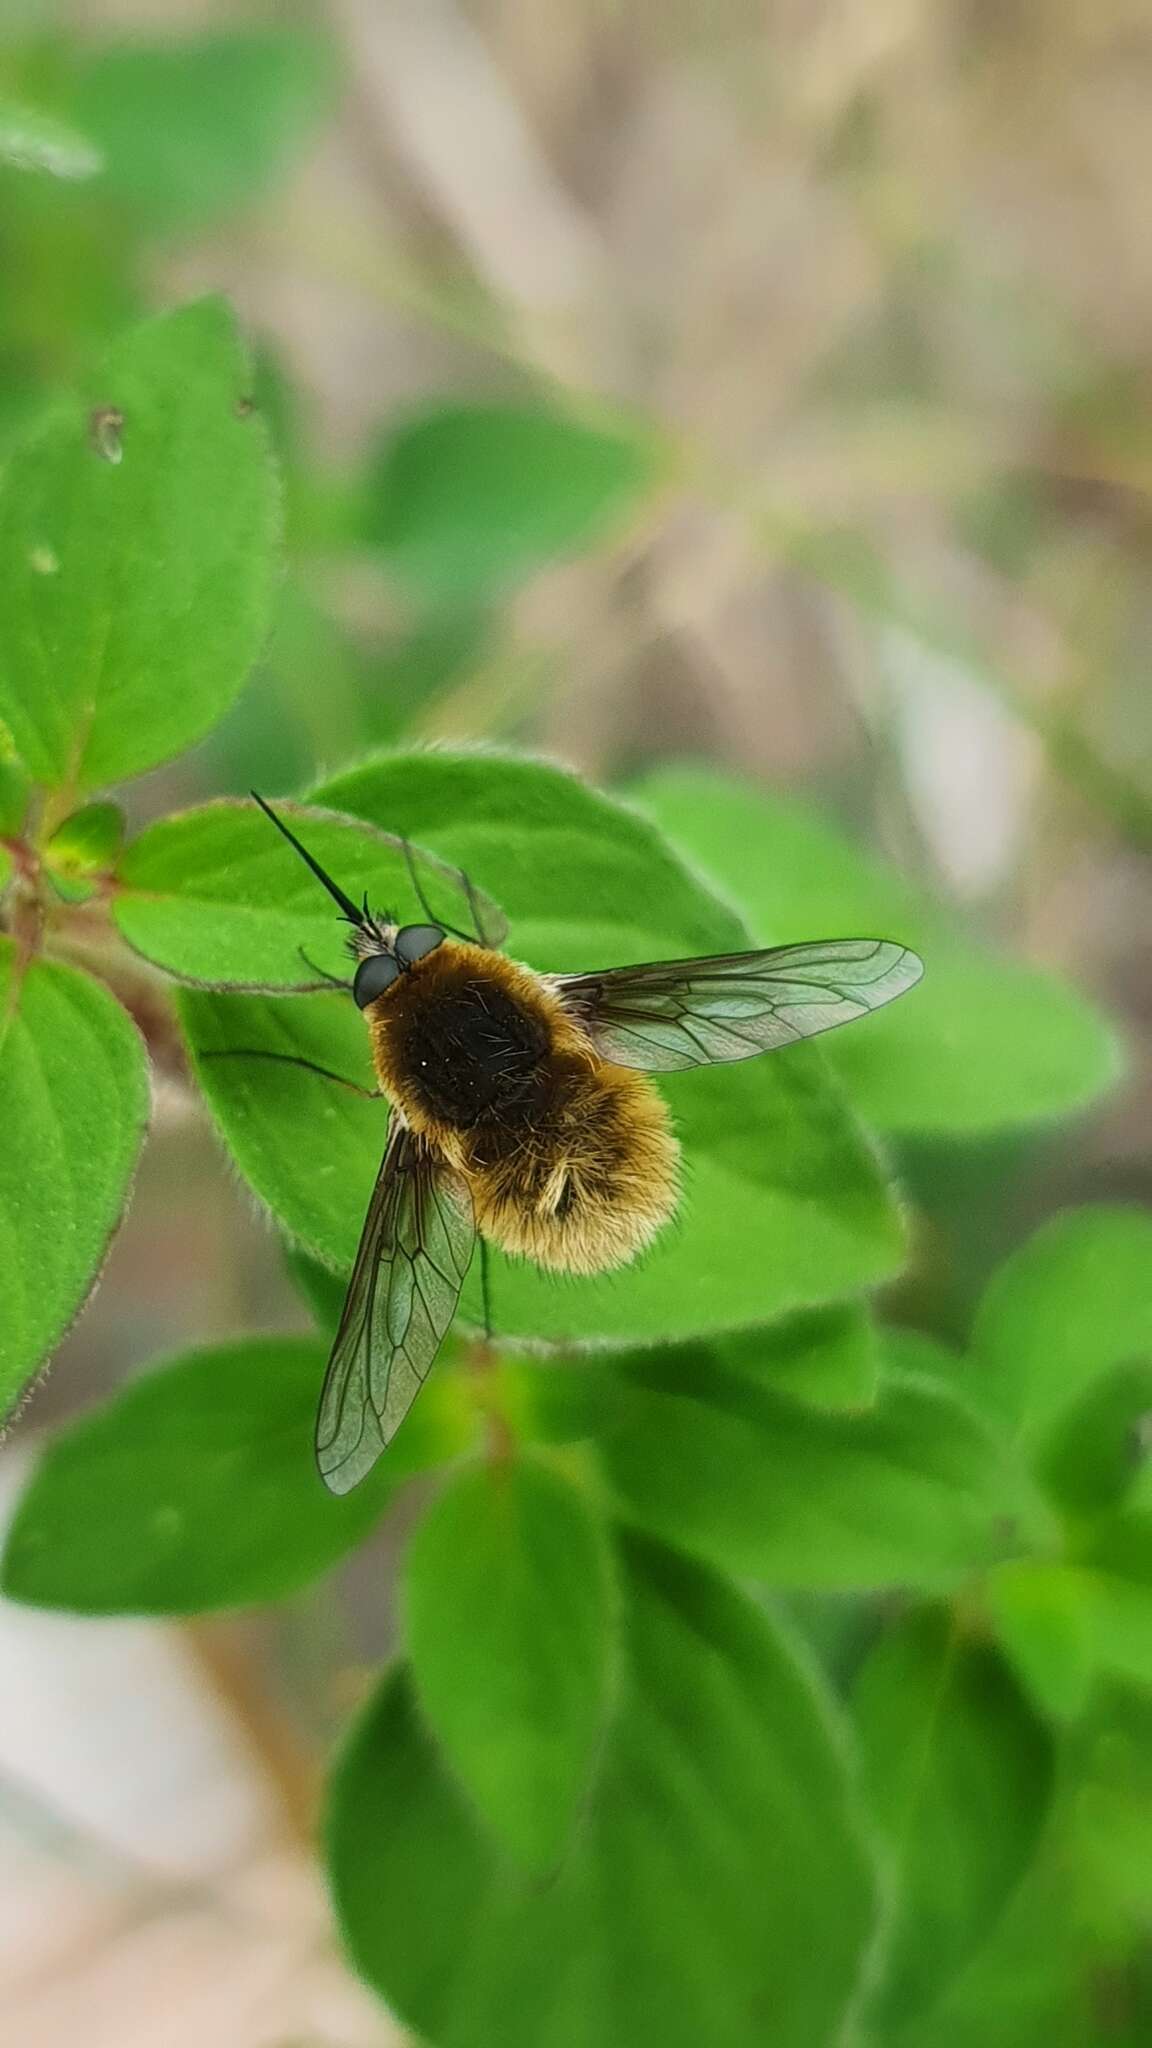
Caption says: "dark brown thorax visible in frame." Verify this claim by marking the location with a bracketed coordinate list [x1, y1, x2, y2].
[367, 943, 554, 1132]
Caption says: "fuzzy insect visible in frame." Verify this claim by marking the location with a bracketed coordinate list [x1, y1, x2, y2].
[249, 793, 923, 1494]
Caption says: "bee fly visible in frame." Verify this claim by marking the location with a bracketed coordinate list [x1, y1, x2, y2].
[246, 793, 923, 1493]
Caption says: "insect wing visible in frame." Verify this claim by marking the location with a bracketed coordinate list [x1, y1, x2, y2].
[554, 938, 923, 1072]
[315, 1122, 475, 1494]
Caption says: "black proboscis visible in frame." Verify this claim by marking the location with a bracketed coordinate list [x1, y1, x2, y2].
[251, 791, 365, 927]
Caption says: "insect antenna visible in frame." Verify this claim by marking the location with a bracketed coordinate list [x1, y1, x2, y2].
[251, 791, 366, 928]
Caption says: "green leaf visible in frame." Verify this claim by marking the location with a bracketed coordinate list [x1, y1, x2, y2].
[0, 297, 280, 790]
[632, 765, 1120, 1135]
[499, 1348, 611, 1449]
[181, 988, 380, 1265]
[917, 1679, 1152, 2048]
[0, 168, 137, 460]
[985, 1559, 1096, 1721]
[403, 1455, 616, 1867]
[198, 580, 460, 797]
[0, 100, 102, 179]
[854, 1608, 1055, 2028]
[884, 1324, 966, 1382]
[715, 1303, 880, 1408]
[888, 1842, 1086, 2048]
[1, 1334, 473, 1614]
[362, 401, 658, 598]
[114, 798, 504, 989]
[328, 1537, 876, 2048]
[284, 1243, 346, 1334]
[1037, 1356, 1152, 1520]
[0, 939, 148, 1416]
[319, 748, 750, 970]
[179, 756, 904, 1347]
[71, 30, 335, 236]
[1076, 1516, 1152, 1690]
[44, 798, 124, 875]
[596, 1348, 1039, 1591]
[0, 755, 30, 835]
[1064, 1681, 1152, 1936]
[971, 1207, 1152, 1454]
[367, 604, 496, 736]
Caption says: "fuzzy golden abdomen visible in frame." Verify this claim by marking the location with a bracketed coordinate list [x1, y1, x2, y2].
[462, 1057, 680, 1276]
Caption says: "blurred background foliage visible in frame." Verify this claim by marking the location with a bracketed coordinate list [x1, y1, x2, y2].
[3, 1, 1152, 2045]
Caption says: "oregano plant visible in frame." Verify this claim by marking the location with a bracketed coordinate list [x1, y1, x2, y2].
[0, 291, 1146, 2048]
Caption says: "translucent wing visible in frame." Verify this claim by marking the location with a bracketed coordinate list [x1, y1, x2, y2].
[553, 938, 923, 1073]
[315, 1121, 475, 1494]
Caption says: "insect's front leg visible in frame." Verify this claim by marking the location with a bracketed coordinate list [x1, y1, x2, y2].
[297, 945, 353, 991]
[199, 1049, 383, 1098]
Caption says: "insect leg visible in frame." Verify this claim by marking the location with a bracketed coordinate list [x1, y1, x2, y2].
[479, 1234, 493, 1342]
[298, 945, 352, 991]
[460, 868, 498, 947]
[200, 1049, 382, 1098]
[400, 836, 474, 945]
[400, 836, 439, 923]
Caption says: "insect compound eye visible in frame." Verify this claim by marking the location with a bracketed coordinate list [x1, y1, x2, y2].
[353, 951, 401, 1009]
[394, 923, 445, 967]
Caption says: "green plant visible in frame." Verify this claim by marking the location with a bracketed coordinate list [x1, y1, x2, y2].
[0, 281, 1147, 2044]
